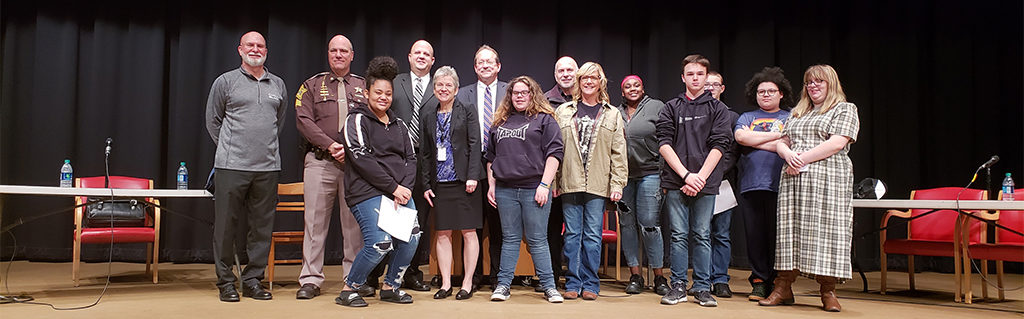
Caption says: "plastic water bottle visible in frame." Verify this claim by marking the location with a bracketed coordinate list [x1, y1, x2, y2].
[177, 162, 189, 190]
[1002, 173, 1015, 201]
[59, 159, 73, 188]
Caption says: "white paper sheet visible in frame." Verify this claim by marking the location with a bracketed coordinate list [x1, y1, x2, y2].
[714, 180, 738, 215]
[375, 196, 418, 242]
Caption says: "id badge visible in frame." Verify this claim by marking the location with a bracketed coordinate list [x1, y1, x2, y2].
[437, 145, 448, 161]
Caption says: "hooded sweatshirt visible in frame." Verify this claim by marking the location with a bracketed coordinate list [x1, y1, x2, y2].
[484, 111, 564, 188]
[617, 95, 666, 179]
[343, 105, 417, 206]
[656, 90, 734, 194]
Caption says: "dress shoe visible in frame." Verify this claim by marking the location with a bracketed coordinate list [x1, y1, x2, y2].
[336, 291, 367, 307]
[582, 291, 598, 300]
[218, 285, 240, 302]
[403, 279, 431, 291]
[296, 283, 320, 299]
[357, 284, 376, 297]
[455, 289, 473, 300]
[242, 282, 273, 300]
[380, 288, 414, 304]
[434, 288, 452, 299]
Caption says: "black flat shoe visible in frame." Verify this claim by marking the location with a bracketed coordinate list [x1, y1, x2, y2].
[455, 289, 473, 300]
[380, 288, 414, 304]
[296, 283, 320, 299]
[242, 282, 273, 300]
[336, 291, 368, 307]
[433, 288, 452, 299]
[219, 285, 240, 302]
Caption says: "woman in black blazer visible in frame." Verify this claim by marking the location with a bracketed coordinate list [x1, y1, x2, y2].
[419, 66, 482, 300]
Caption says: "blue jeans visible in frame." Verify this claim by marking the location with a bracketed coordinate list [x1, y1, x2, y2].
[494, 186, 556, 290]
[344, 195, 421, 290]
[561, 192, 606, 293]
[620, 174, 665, 269]
[710, 208, 733, 284]
[664, 190, 715, 291]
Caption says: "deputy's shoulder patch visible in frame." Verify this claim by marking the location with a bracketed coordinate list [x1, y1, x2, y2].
[295, 84, 308, 108]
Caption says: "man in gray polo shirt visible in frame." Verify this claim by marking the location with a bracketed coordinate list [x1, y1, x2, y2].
[205, 31, 287, 302]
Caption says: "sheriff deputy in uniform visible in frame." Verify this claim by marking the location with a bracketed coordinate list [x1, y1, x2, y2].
[294, 34, 370, 300]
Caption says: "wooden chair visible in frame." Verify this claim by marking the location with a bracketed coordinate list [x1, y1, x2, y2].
[73, 176, 160, 287]
[960, 189, 1023, 304]
[266, 182, 304, 288]
[601, 208, 621, 281]
[879, 187, 987, 302]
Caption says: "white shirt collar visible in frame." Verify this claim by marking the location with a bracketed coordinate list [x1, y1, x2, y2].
[411, 72, 430, 86]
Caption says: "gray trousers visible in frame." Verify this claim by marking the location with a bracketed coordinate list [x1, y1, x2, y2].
[213, 168, 279, 288]
[299, 152, 363, 287]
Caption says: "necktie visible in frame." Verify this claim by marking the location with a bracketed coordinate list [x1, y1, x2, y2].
[409, 78, 423, 147]
[482, 86, 493, 152]
[337, 79, 348, 133]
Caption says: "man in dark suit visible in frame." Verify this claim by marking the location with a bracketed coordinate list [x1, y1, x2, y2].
[455, 44, 509, 288]
[384, 39, 437, 291]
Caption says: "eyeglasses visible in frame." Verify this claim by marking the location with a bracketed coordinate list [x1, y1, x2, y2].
[757, 89, 780, 96]
[705, 83, 723, 89]
[580, 75, 601, 82]
[511, 90, 531, 97]
[475, 59, 497, 67]
[805, 79, 826, 87]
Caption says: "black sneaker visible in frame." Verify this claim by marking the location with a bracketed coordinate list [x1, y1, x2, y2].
[335, 291, 368, 307]
[694, 290, 718, 307]
[653, 276, 670, 296]
[749, 282, 770, 301]
[625, 274, 644, 294]
[660, 283, 687, 305]
[713, 283, 733, 298]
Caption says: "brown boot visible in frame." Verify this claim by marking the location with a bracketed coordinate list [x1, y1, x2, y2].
[816, 276, 841, 312]
[758, 271, 796, 306]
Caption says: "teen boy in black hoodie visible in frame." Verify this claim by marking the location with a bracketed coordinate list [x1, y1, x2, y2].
[655, 54, 734, 307]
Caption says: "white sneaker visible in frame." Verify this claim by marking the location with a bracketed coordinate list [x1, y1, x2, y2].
[491, 285, 510, 301]
[544, 288, 564, 303]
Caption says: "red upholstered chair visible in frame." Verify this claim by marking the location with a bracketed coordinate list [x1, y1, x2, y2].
[73, 176, 160, 287]
[879, 187, 987, 301]
[960, 189, 1024, 304]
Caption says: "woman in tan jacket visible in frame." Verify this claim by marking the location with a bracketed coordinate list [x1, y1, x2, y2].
[553, 62, 628, 300]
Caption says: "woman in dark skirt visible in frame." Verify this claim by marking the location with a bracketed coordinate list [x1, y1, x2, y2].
[419, 66, 483, 300]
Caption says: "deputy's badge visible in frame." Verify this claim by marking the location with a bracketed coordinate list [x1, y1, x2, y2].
[295, 84, 307, 107]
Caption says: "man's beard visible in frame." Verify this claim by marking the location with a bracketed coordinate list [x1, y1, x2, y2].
[243, 54, 266, 67]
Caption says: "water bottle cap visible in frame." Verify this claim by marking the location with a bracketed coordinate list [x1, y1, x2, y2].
[64, 159, 70, 164]
[180, 161, 186, 166]
[1008, 173, 1012, 177]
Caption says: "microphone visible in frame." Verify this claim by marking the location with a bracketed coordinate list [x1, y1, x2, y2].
[105, 138, 112, 156]
[979, 155, 999, 170]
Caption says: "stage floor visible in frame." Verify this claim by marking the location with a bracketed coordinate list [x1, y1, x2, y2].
[0, 261, 1021, 318]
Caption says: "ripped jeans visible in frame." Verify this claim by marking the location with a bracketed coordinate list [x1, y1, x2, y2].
[619, 174, 664, 268]
[344, 195, 421, 290]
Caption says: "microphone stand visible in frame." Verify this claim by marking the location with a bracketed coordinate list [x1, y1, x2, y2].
[985, 167, 992, 200]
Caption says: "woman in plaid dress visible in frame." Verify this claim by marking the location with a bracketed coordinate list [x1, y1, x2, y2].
[758, 64, 859, 312]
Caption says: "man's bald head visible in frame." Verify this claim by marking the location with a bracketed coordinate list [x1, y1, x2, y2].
[238, 31, 267, 67]
[554, 56, 578, 90]
[328, 35, 354, 76]
[408, 40, 435, 77]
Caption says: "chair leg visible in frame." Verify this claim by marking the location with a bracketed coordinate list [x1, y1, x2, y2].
[267, 241, 276, 290]
[146, 243, 153, 276]
[996, 260, 1005, 301]
[963, 250, 973, 304]
[602, 243, 609, 276]
[615, 238, 622, 282]
[152, 237, 160, 284]
[907, 255, 915, 291]
[73, 236, 81, 287]
[880, 251, 887, 295]
[981, 259, 989, 300]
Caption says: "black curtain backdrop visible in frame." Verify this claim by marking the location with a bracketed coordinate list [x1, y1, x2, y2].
[1, 1, 1021, 274]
